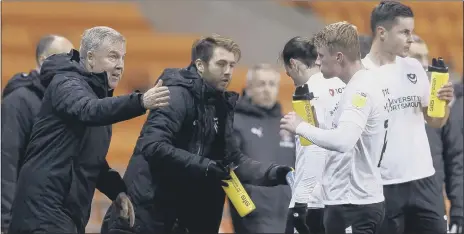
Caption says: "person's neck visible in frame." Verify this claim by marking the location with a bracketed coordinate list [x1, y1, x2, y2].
[368, 40, 397, 66]
[294, 69, 314, 87]
[339, 60, 363, 84]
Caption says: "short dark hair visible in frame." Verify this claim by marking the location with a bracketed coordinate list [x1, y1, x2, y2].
[359, 35, 373, 58]
[280, 36, 318, 67]
[36, 35, 58, 65]
[370, 1, 414, 35]
[191, 34, 241, 63]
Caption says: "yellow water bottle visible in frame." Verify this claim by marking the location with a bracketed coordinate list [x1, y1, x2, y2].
[427, 57, 449, 118]
[222, 166, 256, 217]
[292, 84, 318, 146]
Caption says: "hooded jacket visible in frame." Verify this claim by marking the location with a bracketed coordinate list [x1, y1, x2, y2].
[426, 80, 464, 219]
[102, 65, 287, 234]
[230, 94, 295, 233]
[8, 49, 147, 234]
[1, 70, 45, 232]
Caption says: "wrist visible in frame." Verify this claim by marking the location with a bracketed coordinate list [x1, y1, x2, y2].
[295, 122, 310, 136]
[137, 92, 146, 109]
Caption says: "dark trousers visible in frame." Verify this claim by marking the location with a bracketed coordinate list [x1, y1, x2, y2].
[323, 202, 385, 234]
[285, 203, 324, 234]
[379, 175, 447, 234]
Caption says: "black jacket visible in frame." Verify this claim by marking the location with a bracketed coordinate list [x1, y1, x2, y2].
[230, 95, 295, 233]
[426, 81, 464, 218]
[8, 50, 147, 234]
[103, 65, 286, 233]
[1, 70, 45, 232]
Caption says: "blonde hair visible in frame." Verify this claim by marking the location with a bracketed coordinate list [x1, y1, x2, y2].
[191, 33, 241, 62]
[313, 21, 361, 61]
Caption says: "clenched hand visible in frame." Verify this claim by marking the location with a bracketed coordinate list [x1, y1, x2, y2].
[115, 192, 135, 227]
[280, 112, 304, 134]
[437, 82, 454, 104]
[142, 79, 170, 109]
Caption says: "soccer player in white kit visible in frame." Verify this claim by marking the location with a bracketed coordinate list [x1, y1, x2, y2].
[281, 22, 388, 234]
[363, 2, 455, 234]
[280, 36, 346, 234]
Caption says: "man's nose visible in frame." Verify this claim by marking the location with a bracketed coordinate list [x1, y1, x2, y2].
[116, 57, 124, 68]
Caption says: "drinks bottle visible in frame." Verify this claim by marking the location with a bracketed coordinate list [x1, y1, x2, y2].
[292, 84, 318, 146]
[222, 165, 256, 217]
[428, 57, 449, 118]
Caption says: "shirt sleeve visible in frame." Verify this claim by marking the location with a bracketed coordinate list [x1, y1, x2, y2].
[295, 89, 373, 153]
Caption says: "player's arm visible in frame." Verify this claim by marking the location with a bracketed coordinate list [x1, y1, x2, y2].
[284, 90, 372, 153]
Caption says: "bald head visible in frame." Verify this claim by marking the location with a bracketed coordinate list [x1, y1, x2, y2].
[36, 35, 74, 68]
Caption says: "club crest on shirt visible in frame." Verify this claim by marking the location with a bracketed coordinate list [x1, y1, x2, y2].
[407, 73, 417, 84]
[351, 92, 367, 108]
[279, 130, 295, 148]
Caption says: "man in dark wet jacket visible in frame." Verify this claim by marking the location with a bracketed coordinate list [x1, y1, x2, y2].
[1, 34, 74, 233]
[230, 64, 295, 233]
[102, 34, 293, 234]
[8, 26, 170, 234]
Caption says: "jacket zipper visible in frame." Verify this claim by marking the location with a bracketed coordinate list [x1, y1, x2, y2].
[196, 83, 206, 156]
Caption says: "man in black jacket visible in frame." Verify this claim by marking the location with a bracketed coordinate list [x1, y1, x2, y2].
[409, 35, 464, 233]
[230, 64, 295, 233]
[1, 34, 74, 233]
[8, 26, 170, 234]
[102, 34, 293, 234]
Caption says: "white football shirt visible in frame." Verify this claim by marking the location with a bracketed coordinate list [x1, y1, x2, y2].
[296, 69, 387, 205]
[289, 72, 345, 209]
[362, 55, 435, 185]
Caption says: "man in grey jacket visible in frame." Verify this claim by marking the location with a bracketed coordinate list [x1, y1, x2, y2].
[409, 35, 464, 233]
[230, 64, 295, 233]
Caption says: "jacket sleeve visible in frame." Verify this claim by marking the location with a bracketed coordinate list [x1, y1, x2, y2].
[137, 86, 211, 178]
[49, 75, 146, 126]
[442, 101, 464, 218]
[1, 90, 34, 227]
[96, 160, 127, 201]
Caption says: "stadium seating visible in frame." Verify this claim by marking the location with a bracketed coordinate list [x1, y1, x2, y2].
[291, 1, 463, 74]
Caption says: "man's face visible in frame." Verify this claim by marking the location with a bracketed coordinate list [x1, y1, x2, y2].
[87, 40, 126, 90]
[247, 69, 280, 109]
[200, 47, 237, 92]
[284, 59, 320, 86]
[315, 46, 341, 79]
[409, 42, 429, 70]
[383, 17, 414, 58]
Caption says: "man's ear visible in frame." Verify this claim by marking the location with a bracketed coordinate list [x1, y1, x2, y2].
[37, 55, 47, 67]
[336, 52, 344, 63]
[87, 51, 95, 68]
[289, 58, 297, 69]
[377, 26, 387, 41]
[195, 59, 205, 74]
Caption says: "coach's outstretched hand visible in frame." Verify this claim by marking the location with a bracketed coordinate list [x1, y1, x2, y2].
[115, 192, 135, 227]
[142, 79, 170, 109]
